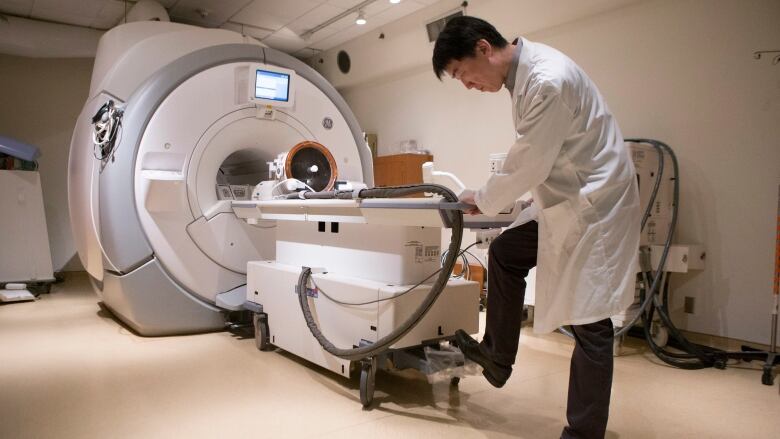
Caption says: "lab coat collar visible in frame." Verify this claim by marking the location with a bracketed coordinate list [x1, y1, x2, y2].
[504, 37, 524, 95]
[509, 37, 534, 99]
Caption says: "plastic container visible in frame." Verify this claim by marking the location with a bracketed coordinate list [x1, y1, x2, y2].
[423, 343, 481, 384]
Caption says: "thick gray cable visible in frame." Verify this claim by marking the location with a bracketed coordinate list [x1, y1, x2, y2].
[613, 246, 660, 337]
[294, 184, 464, 361]
[639, 142, 664, 231]
[612, 139, 678, 338]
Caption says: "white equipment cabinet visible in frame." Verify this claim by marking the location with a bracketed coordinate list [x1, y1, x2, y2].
[0, 170, 55, 290]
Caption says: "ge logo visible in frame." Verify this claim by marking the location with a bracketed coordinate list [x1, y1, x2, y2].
[322, 117, 333, 129]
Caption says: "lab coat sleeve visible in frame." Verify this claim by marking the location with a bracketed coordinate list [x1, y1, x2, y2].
[474, 90, 574, 216]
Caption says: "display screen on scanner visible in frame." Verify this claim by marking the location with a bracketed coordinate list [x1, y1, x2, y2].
[255, 69, 290, 102]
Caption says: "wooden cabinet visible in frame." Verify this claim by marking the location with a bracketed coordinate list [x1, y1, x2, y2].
[373, 153, 433, 187]
[454, 262, 486, 292]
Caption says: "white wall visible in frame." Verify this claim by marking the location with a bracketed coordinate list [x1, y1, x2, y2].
[313, 0, 780, 345]
[0, 54, 94, 272]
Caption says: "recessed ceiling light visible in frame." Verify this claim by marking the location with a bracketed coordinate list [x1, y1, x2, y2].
[356, 10, 367, 25]
[390, 0, 401, 4]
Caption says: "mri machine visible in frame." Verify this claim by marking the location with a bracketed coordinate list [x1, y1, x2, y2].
[69, 20, 379, 336]
[69, 18, 495, 405]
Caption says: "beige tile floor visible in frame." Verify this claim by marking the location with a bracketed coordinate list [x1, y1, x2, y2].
[1, 272, 778, 439]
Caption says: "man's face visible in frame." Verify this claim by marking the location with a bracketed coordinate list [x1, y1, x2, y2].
[445, 39, 504, 93]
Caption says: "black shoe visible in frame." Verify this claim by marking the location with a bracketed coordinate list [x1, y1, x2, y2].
[454, 329, 512, 388]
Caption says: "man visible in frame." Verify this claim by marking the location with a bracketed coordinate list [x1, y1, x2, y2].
[432, 16, 640, 439]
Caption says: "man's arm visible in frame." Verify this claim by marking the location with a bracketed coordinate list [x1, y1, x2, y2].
[474, 88, 574, 216]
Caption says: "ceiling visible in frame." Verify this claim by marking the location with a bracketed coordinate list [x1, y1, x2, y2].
[0, 0, 442, 58]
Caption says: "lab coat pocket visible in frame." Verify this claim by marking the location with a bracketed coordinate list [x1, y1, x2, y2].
[539, 199, 581, 258]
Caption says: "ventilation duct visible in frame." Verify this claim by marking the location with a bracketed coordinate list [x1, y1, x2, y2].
[425, 10, 464, 42]
[119, 0, 170, 25]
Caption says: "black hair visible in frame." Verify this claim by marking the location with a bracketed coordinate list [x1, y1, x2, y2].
[432, 16, 509, 80]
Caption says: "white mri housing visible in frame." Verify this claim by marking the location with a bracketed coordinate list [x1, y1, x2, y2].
[68, 21, 373, 335]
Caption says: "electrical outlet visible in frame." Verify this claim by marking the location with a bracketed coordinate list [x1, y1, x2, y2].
[684, 296, 695, 314]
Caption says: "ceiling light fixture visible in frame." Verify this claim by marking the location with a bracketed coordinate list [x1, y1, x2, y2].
[302, 0, 380, 39]
[390, 0, 401, 4]
[356, 10, 367, 25]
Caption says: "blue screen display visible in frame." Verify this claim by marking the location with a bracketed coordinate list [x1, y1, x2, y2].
[255, 69, 290, 102]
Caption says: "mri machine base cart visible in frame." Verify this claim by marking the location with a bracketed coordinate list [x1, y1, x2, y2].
[237, 198, 481, 407]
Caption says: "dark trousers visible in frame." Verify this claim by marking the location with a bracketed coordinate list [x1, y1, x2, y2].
[482, 221, 615, 439]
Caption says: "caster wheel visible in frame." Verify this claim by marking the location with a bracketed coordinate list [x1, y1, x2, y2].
[253, 313, 270, 351]
[360, 357, 378, 408]
[450, 377, 460, 386]
[761, 366, 774, 386]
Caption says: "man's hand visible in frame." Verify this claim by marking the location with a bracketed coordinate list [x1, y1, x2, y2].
[458, 189, 482, 215]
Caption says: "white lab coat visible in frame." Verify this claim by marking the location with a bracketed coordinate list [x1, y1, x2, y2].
[474, 38, 641, 333]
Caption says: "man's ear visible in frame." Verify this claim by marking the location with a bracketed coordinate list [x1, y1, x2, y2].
[477, 38, 493, 56]
[476, 39, 492, 57]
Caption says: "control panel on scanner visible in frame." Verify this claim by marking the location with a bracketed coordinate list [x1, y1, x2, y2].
[248, 64, 296, 109]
